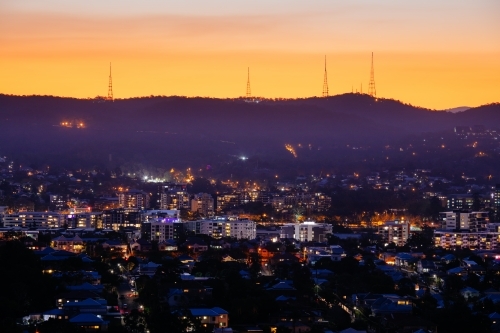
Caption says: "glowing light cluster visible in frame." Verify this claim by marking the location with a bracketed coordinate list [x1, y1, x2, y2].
[285, 144, 297, 158]
[60, 121, 85, 128]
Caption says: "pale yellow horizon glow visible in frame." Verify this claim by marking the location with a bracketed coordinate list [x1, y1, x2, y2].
[1, 1, 499, 109]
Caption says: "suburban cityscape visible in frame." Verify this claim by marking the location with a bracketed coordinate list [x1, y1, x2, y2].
[2, 139, 500, 333]
[2, 1, 499, 333]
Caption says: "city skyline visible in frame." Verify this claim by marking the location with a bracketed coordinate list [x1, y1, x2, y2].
[1, 1, 499, 109]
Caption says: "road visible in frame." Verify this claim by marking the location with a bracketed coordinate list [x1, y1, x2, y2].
[118, 279, 140, 315]
[260, 263, 273, 276]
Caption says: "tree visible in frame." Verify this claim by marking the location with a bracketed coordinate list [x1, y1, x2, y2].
[124, 309, 148, 333]
[0, 241, 57, 332]
[188, 178, 215, 195]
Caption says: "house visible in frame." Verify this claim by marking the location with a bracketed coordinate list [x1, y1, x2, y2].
[139, 261, 161, 276]
[130, 239, 152, 252]
[158, 239, 178, 251]
[63, 298, 107, 315]
[56, 290, 101, 308]
[258, 243, 284, 263]
[189, 307, 229, 329]
[168, 280, 213, 304]
[394, 253, 415, 267]
[69, 313, 108, 332]
[441, 254, 456, 264]
[164, 288, 188, 308]
[266, 280, 296, 296]
[460, 287, 480, 300]
[378, 252, 395, 265]
[489, 312, 500, 331]
[270, 322, 310, 333]
[239, 270, 251, 279]
[34, 246, 56, 257]
[66, 282, 104, 293]
[42, 308, 69, 321]
[310, 268, 334, 279]
[177, 254, 196, 271]
[269, 252, 299, 266]
[222, 253, 247, 263]
[178, 254, 196, 264]
[52, 235, 84, 253]
[447, 266, 464, 275]
[377, 313, 437, 333]
[370, 296, 413, 316]
[102, 239, 128, 253]
[340, 329, 367, 333]
[417, 260, 436, 274]
[185, 238, 208, 253]
[331, 245, 346, 261]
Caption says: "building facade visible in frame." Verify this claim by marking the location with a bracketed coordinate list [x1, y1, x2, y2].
[2, 212, 66, 228]
[434, 230, 500, 250]
[378, 220, 410, 247]
[183, 218, 256, 240]
[439, 211, 489, 231]
[66, 212, 103, 229]
[118, 190, 150, 210]
[191, 193, 215, 217]
[141, 219, 184, 242]
[102, 208, 141, 230]
[280, 221, 333, 242]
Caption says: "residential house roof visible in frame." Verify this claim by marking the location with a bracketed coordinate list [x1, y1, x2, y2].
[69, 313, 104, 324]
[190, 307, 228, 316]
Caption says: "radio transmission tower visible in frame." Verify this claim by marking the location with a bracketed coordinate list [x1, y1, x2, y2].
[368, 52, 376, 98]
[246, 67, 251, 100]
[107, 63, 114, 102]
[322, 56, 329, 97]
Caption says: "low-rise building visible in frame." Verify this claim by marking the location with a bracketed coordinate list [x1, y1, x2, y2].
[183, 218, 256, 240]
[280, 221, 332, 242]
[434, 230, 500, 250]
[189, 307, 229, 328]
[3, 212, 66, 228]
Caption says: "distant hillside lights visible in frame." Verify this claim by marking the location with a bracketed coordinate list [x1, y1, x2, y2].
[60, 120, 85, 128]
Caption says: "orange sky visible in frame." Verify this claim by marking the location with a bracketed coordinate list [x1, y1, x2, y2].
[1, 1, 499, 109]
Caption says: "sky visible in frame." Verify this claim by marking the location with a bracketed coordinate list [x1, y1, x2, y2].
[1, 0, 499, 109]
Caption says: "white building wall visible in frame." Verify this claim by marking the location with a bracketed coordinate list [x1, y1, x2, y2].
[3, 212, 66, 228]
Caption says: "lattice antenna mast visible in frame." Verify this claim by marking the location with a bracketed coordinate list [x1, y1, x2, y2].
[107, 62, 114, 102]
[322, 55, 329, 97]
[368, 52, 376, 98]
[246, 67, 251, 99]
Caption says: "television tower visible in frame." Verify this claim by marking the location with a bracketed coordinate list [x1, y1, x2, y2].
[107, 62, 114, 102]
[246, 67, 251, 99]
[322, 55, 329, 97]
[368, 52, 376, 98]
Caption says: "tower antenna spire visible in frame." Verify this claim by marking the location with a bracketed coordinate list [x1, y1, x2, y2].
[107, 62, 114, 102]
[368, 52, 376, 98]
[246, 67, 251, 100]
[322, 55, 329, 97]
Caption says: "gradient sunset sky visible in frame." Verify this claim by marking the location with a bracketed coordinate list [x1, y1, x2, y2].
[1, 0, 499, 109]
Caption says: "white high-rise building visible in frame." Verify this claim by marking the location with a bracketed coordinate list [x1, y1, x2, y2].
[280, 221, 333, 242]
[378, 220, 410, 247]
